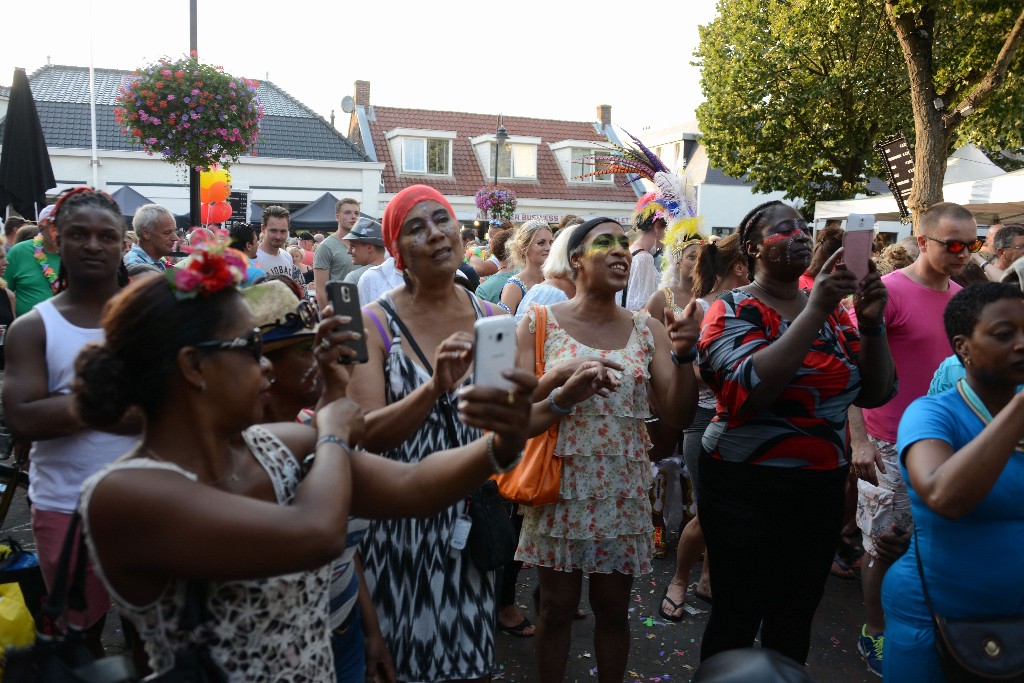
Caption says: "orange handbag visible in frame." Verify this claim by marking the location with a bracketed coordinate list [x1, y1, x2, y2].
[492, 304, 562, 506]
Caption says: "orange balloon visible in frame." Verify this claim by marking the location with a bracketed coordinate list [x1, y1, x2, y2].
[207, 181, 230, 204]
[199, 185, 212, 204]
[210, 202, 232, 224]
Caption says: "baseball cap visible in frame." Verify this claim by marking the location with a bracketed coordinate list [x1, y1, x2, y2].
[345, 217, 384, 246]
[297, 232, 315, 242]
[37, 205, 56, 225]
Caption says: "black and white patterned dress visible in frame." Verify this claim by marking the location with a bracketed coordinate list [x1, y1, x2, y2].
[360, 292, 495, 682]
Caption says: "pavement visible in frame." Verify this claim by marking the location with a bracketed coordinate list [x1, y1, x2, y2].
[2, 486, 879, 682]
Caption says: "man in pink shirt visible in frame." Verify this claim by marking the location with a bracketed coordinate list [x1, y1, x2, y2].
[849, 202, 980, 676]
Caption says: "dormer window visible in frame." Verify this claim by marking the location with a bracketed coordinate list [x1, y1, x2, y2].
[385, 129, 456, 177]
[402, 138, 450, 175]
[472, 134, 541, 181]
[492, 142, 537, 180]
[571, 149, 614, 183]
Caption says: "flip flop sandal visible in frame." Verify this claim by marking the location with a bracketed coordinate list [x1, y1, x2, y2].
[657, 587, 687, 622]
[498, 617, 535, 637]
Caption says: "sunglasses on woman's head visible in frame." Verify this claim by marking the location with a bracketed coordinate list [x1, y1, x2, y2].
[194, 328, 263, 362]
[923, 235, 985, 255]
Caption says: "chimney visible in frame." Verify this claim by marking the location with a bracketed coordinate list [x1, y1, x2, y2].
[355, 80, 371, 107]
[597, 104, 612, 127]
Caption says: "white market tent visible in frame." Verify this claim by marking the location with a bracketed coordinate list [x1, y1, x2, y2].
[815, 145, 1024, 225]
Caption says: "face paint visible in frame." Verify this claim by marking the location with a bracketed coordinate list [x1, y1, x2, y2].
[585, 234, 629, 257]
[762, 231, 809, 268]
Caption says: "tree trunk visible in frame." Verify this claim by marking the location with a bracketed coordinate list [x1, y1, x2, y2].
[886, 3, 947, 233]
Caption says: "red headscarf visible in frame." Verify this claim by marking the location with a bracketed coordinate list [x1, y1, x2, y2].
[382, 185, 457, 271]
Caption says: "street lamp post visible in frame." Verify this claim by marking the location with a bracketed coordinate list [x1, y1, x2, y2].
[492, 115, 508, 219]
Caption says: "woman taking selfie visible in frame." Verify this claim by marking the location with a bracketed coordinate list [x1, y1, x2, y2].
[75, 241, 536, 681]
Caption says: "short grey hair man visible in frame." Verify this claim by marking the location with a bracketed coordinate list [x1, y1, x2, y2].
[125, 204, 177, 269]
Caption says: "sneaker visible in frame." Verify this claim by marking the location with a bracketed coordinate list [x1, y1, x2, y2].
[858, 624, 884, 677]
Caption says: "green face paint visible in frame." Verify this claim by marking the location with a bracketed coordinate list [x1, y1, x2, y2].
[585, 234, 629, 257]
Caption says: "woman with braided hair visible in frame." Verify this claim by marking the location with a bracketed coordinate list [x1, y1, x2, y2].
[695, 200, 896, 664]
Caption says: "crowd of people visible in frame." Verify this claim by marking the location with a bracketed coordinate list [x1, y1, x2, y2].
[0, 169, 1022, 683]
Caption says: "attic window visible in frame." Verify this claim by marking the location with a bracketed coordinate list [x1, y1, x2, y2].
[492, 142, 537, 180]
[402, 137, 451, 175]
[571, 149, 613, 183]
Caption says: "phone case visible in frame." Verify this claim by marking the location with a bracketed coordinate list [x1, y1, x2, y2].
[326, 282, 369, 364]
[843, 230, 874, 283]
[473, 317, 517, 390]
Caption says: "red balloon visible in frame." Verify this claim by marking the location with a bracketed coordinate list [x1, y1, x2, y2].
[210, 202, 232, 224]
[207, 181, 230, 204]
[200, 203, 212, 224]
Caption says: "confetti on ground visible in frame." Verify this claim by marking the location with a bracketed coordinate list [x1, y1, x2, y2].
[646, 633, 656, 639]
[643, 617, 656, 626]
[683, 603, 706, 616]
[581, 652, 592, 658]
[831, 635, 840, 648]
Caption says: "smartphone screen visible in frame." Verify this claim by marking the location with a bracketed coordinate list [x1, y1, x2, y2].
[844, 214, 875, 282]
[473, 317, 517, 390]
[326, 282, 369, 364]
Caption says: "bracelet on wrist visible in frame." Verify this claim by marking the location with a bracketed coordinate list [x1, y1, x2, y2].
[671, 348, 698, 366]
[486, 432, 522, 474]
[548, 387, 573, 416]
[316, 434, 352, 452]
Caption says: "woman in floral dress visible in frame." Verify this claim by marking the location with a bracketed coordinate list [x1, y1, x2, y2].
[514, 217, 701, 683]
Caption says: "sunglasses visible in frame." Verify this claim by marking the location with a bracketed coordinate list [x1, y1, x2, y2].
[923, 234, 985, 255]
[194, 328, 263, 362]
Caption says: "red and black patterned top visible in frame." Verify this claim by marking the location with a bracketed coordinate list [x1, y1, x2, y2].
[698, 290, 862, 471]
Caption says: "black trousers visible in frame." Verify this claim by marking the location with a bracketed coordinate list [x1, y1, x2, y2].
[499, 501, 524, 607]
[698, 453, 847, 665]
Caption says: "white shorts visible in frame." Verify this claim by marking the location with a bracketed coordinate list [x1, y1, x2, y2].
[855, 436, 914, 558]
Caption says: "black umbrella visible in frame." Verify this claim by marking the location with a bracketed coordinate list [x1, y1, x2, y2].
[0, 67, 56, 219]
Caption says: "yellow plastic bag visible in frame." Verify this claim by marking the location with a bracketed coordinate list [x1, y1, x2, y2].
[0, 581, 35, 680]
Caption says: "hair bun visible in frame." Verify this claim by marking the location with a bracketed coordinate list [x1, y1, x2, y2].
[74, 343, 134, 427]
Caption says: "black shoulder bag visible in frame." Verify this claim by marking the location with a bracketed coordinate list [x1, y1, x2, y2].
[377, 297, 516, 572]
[914, 531, 1024, 681]
[4, 513, 136, 683]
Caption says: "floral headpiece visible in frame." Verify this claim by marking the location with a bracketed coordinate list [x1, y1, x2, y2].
[580, 130, 703, 244]
[166, 231, 248, 299]
[664, 218, 706, 256]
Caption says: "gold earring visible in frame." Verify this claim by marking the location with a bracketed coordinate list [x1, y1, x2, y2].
[964, 357, 971, 366]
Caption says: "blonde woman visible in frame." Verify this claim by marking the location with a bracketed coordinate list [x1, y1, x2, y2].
[287, 245, 313, 284]
[514, 222, 582, 324]
[499, 219, 553, 316]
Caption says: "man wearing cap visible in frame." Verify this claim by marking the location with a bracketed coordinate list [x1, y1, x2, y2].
[314, 198, 360, 310]
[297, 232, 316, 268]
[6, 204, 61, 316]
[343, 218, 386, 286]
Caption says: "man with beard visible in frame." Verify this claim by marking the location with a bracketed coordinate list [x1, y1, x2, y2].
[256, 205, 302, 284]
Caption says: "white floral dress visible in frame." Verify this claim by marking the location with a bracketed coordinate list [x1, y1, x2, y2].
[516, 306, 655, 575]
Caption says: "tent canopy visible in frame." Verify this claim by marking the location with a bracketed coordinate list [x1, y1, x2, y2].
[288, 192, 340, 230]
[815, 169, 1024, 224]
[109, 186, 154, 219]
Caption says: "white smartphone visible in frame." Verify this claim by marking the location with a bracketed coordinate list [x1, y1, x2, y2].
[473, 316, 517, 390]
[844, 213, 876, 282]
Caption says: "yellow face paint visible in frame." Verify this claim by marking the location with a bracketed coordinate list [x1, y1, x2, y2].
[585, 234, 629, 257]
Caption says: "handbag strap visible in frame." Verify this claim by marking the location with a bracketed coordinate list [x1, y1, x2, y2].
[376, 297, 460, 447]
[913, 530, 939, 620]
[532, 304, 547, 378]
[39, 510, 89, 626]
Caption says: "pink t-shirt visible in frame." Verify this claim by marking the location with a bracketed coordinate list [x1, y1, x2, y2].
[856, 269, 961, 443]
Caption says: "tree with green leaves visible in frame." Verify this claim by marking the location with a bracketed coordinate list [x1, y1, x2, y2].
[696, 0, 1024, 223]
[695, 0, 911, 206]
[884, 1, 1024, 222]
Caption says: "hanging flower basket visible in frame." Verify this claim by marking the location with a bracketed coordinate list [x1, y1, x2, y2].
[475, 184, 517, 220]
[115, 53, 264, 172]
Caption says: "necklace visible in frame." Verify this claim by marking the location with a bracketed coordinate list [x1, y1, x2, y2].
[143, 446, 241, 485]
[33, 235, 60, 294]
[750, 280, 801, 301]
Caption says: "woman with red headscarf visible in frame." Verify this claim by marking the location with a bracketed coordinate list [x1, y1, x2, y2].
[348, 186, 526, 682]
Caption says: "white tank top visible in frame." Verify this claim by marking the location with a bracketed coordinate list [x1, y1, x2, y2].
[27, 299, 139, 513]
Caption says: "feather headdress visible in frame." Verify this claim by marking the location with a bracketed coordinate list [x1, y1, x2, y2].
[579, 130, 701, 243]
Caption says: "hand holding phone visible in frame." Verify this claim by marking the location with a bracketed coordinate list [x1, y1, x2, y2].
[473, 317, 517, 390]
[326, 282, 368, 364]
[844, 214, 875, 283]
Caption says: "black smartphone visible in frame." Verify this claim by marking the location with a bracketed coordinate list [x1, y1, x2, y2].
[326, 282, 368, 364]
